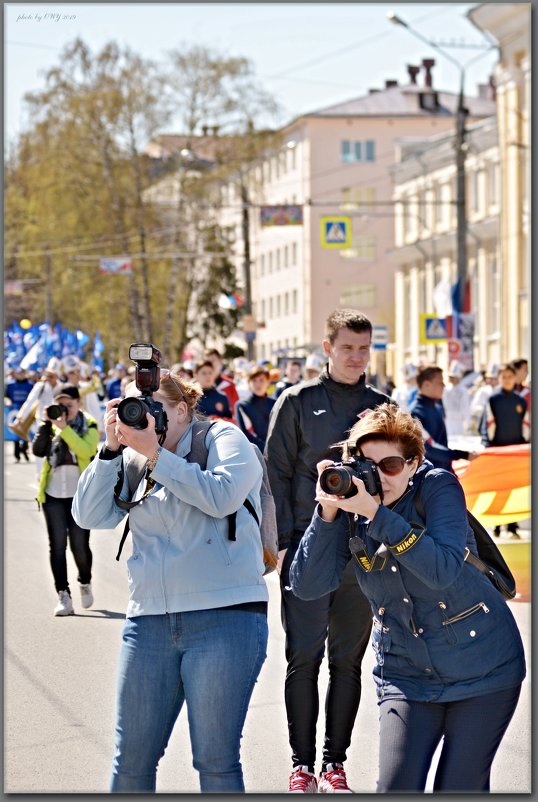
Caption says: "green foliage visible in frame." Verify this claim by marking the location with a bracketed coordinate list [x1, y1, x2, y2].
[6, 37, 280, 366]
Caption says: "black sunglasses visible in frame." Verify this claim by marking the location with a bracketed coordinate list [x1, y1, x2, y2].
[362, 455, 414, 477]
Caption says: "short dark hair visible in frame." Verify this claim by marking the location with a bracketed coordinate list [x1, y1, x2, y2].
[499, 362, 516, 375]
[249, 365, 270, 381]
[510, 358, 527, 371]
[194, 360, 216, 374]
[325, 309, 372, 344]
[416, 365, 443, 388]
[204, 348, 221, 360]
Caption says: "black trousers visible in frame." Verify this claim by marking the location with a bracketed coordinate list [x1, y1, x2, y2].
[42, 494, 92, 593]
[377, 684, 522, 792]
[281, 545, 372, 770]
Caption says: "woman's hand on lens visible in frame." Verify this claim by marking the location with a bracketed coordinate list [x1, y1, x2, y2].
[104, 399, 122, 450]
[314, 460, 380, 521]
[115, 412, 159, 459]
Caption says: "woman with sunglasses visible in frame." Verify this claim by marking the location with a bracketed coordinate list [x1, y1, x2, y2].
[289, 403, 525, 793]
[72, 368, 268, 793]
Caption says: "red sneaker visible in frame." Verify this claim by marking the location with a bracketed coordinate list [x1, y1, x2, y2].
[289, 766, 318, 793]
[318, 763, 353, 793]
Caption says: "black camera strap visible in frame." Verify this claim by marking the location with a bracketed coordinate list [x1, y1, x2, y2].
[347, 512, 389, 572]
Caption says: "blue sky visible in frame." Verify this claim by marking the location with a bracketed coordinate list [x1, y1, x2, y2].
[5, 2, 499, 144]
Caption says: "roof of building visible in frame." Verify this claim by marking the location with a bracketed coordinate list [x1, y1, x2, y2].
[303, 83, 496, 119]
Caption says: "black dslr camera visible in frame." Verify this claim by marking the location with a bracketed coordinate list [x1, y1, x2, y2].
[45, 403, 68, 420]
[117, 343, 168, 435]
[319, 456, 384, 500]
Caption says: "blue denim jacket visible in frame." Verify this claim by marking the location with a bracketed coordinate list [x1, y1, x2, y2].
[290, 461, 525, 703]
[72, 418, 268, 617]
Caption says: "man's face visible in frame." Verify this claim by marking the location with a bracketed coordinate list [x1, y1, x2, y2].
[499, 369, 516, 392]
[420, 372, 445, 400]
[286, 363, 302, 383]
[322, 327, 371, 385]
[195, 366, 215, 389]
[250, 374, 270, 397]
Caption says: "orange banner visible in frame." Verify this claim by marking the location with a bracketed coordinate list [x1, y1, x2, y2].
[454, 444, 531, 527]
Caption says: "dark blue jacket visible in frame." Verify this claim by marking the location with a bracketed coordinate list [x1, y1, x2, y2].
[409, 393, 469, 473]
[481, 387, 529, 447]
[290, 462, 525, 703]
[197, 387, 232, 420]
[235, 393, 275, 452]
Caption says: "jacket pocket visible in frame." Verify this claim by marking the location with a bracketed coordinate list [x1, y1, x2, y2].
[438, 600, 490, 644]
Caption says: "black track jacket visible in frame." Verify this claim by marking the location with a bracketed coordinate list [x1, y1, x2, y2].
[264, 368, 391, 550]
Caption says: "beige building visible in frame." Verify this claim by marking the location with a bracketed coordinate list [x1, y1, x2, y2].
[236, 64, 495, 372]
[390, 115, 501, 378]
[468, 3, 531, 365]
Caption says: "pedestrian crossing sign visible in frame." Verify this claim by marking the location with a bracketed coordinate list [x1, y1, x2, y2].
[420, 314, 448, 344]
[320, 216, 351, 249]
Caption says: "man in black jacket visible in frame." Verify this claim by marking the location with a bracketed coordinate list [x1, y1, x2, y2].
[264, 309, 390, 793]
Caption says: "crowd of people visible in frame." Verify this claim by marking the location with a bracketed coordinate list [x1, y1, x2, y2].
[4, 318, 530, 794]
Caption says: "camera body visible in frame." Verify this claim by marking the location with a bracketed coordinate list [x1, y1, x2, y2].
[45, 403, 68, 420]
[319, 456, 383, 500]
[117, 343, 168, 434]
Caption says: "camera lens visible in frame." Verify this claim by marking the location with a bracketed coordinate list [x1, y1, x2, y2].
[319, 466, 354, 496]
[117, 397, 148, 429]
[46, 404, 63, 420]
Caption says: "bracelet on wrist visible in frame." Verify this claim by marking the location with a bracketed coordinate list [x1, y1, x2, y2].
[146, 446, 162, 472]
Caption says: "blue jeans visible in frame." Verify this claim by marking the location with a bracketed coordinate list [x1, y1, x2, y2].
[110, 607, 268, 793]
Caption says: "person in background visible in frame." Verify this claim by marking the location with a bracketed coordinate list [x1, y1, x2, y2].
[409, 365, 478, 474]
[106, 363, 127, 401]
[5, 366, 34, 462]
[303, 352, 325, 381]
[204, 348, 240, 421]
[235, 364, 276, 452]
[32, 383, 99, 616]
[510, 358, 531, 414]
[274, 360, 303, 399]
[443, 361, 471, 438]
[13, 358, 62, 475]
[289, 403, 525, 793]
[481, 362, 530, 539]
[265, 309, 391, 793]
[72, 369, 268, 793]
[470, 365, 499, 433]
[391, 363, 418, 411]
[194, 360, 233, 421]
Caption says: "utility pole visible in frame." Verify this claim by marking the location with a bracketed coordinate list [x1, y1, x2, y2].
[387, 13, 495, 364]
[240, 177, 255, 362]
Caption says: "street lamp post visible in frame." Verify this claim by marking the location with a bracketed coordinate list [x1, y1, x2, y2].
[239, 177, 255, 362]
[387, 12, 470, 314]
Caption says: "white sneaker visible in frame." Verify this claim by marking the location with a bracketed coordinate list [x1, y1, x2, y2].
[288, 766, 318, 793]
[79, 583, 94, 609]
[54, 590, 74, 616]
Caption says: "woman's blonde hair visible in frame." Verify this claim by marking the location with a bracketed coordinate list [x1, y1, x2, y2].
[341, 402, 425, 463]
[159, 370, 203, 420]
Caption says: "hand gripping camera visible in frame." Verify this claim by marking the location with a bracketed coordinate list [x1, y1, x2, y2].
[117, 344, 168, 435]
[319, 456, 384, 500]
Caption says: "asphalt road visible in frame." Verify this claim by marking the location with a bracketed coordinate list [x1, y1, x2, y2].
[4, 447, 531, 795]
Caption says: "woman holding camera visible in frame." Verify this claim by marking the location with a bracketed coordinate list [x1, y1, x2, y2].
[32, 383, 99, 616]
[72, 369, 268, 794]
[289, 403, 525, 792]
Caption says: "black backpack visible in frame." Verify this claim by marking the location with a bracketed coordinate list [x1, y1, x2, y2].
[113, 417, 278, 574]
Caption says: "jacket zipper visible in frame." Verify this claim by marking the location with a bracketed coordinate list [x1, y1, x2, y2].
[438, 601, 490, 626]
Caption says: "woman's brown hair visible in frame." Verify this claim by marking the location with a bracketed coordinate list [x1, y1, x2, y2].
[159, 371, 203, 420]
[342, 402, 425, 463]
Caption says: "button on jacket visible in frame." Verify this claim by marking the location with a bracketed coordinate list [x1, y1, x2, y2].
[72, 418, 268, 618]
[264, 368, 390, 549]
[289, 462, 526, 703]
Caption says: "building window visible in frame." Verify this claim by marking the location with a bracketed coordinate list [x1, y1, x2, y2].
[340, 140, 375, 163]
[339, 284, 376, 308]
[261, 299, 266, 321]
[340, 186, 376, 210]
[268, 252, 273, 273]
[284, 291, 289, 315]
[488, 251, 501, 334]
[292, 242, 298, 265]
[292, 289, 298, 313]
[487, 162, 498, 206]
[469, 170, 480, 214]
[284, 245, 289, 268]
[434, 184, 444, 225]
[269, 297, 274, 319]
[260, 254, 265, 277]
[276, 295, 281, 317]
[340, 236, 376, 260]
[289, 147, 297, 170]
[276, 249, 281, 271]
